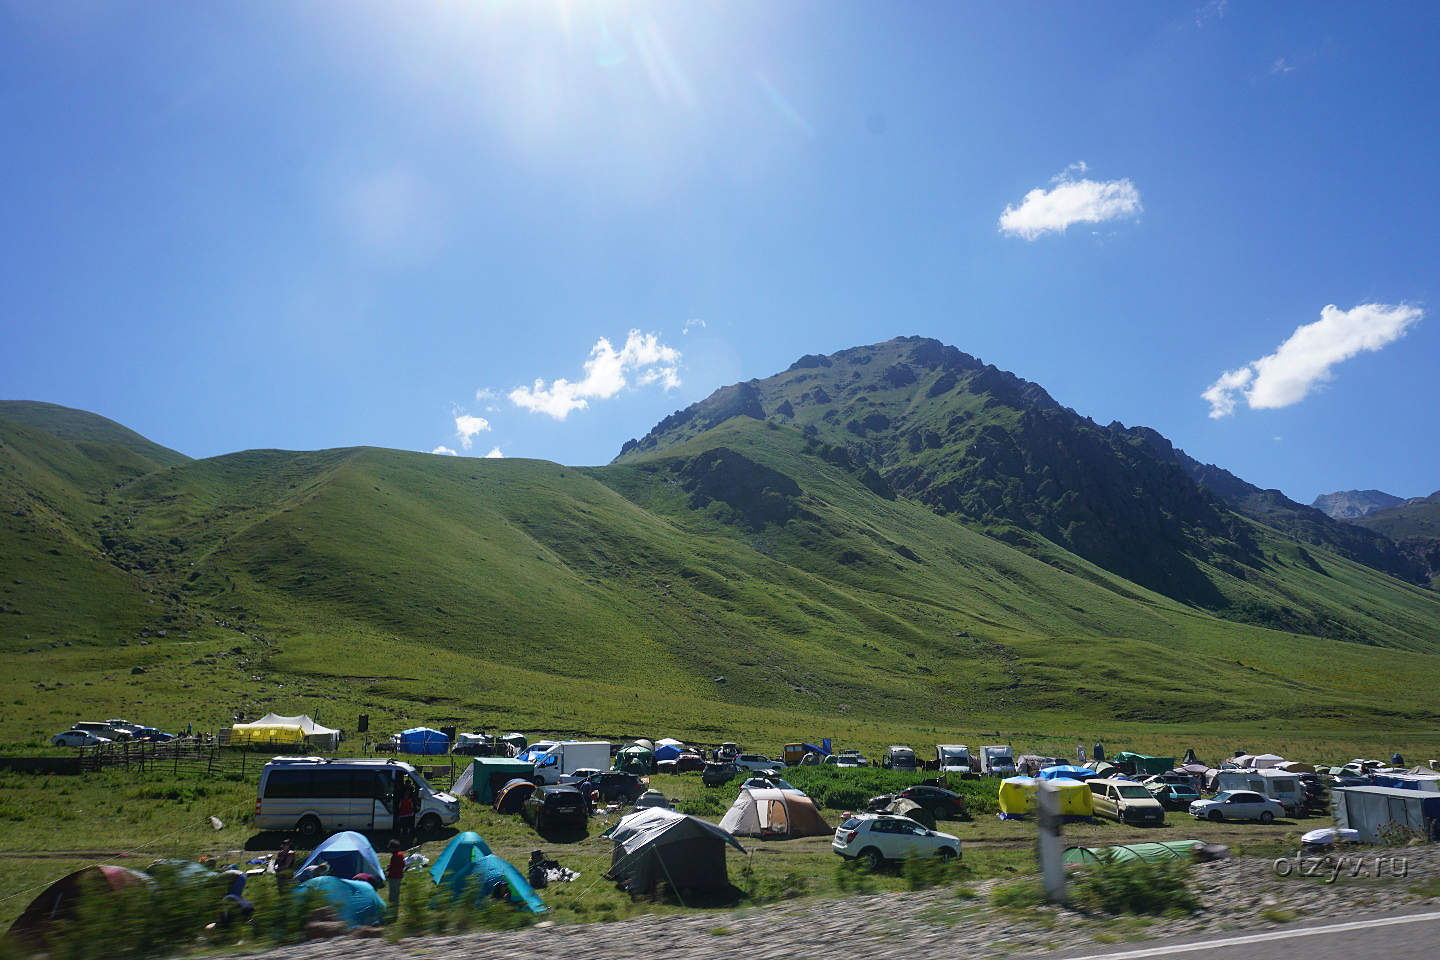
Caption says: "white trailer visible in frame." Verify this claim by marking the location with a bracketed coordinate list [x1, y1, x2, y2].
[531, 741, 612, 784]
[937, 744, 971, 774]
[1215, 768, 1305, 814]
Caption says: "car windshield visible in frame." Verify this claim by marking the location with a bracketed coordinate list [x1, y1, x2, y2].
[1213, 792, 1233, 802]
[1117, 786, 1152, 799]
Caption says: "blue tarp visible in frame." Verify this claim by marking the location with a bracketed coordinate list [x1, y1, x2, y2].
[1038, 765, 1096, 781]
[1374, 773, 1440, 792]
[801, 742, 830, 756]
[399, 727, 449, 756]
[429, 832, 493, 885]
[297, 831, 384, 880]
[294, 876, 386, 926]
[654, 743, 683, 762]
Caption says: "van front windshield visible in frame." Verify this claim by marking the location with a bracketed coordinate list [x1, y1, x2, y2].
[1117, 786, 1152, 800]
[409, 770, 434, 794]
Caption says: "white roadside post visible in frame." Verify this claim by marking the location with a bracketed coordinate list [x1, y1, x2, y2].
[1037, 779, 1066, 903]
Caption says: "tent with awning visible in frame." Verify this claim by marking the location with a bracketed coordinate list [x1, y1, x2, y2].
[605, 808, 745, 896]
[230, 713, 340, 750]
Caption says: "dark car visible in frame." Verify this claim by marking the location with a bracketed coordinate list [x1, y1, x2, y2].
[867, 786, 966, 820]
[575, 770, 645, 803]
[1148, 783, 1202, 810]
[673, 751, 705, 772]
[702, 761, 738, 787]
[522, 785, 588, 831]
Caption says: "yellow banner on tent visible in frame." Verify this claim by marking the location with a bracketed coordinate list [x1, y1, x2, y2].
[230, 722, 305, 745]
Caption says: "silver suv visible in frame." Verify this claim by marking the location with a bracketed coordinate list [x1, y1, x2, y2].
[832, 813, 960, 868]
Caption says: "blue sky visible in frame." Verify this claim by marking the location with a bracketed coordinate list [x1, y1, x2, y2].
[2, 1, 1436, 502]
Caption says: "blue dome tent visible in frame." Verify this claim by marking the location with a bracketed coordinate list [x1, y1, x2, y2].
[399, 727, 449, 756]
[293, 876, 386, 926]
[296, 831, 384, 881]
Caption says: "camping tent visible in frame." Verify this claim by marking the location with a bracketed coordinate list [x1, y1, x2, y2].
[1015, 755, 1060, 776]
[453, 757, 536, 803]
[1064, 840, 1202, 865]
[6, 865, 148, 947]
[230, 713, 340, 750]
[297, 831, 383, 881]
[1332, 786, 1440, 843]
[1038, 765, 1095, 781]
[1049, 778, 1094, 818]
[399, 727, 449, 756]
[883, 798, 935, 829]
[1372, 773, 1440, 794]
[718, 788, 831, 839]
[998, 776, 1038, 818]
[494, 779, 536, 814]
[1251, 754, 1284, 769]
[1111, 753, 1175, 776]
[614, 743, 655, 774]
[605, 808, 745, 896]
[1277, 761, 1316, 774]
[1085, 760, 1118, 778]
[293, 876, 386, 926]
[654, 738, 686, 762]
[437, 853, 546, 913]
[430, 831, 492, 884]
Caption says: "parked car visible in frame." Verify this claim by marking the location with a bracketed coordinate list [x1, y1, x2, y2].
[702, 761, 739, 787]
[522, 785, 589, 831]
[828, 750, 868, 768]
[655, 751, 706, 774]
[741, 776, 807, 796]
[716, 742, 740, 763]
[574, 770, 645, 803]
[865, 786, 966, 820]
[1142, 772, 1194, 787]
[632, 789, 671, 811]
[1190, 791, 1286, 823]
[734, 753, 786, 772]
[832, 813, 960, 868]
[130, 727, 175, 742]
[1147, 783, 1202, 811]
[75, 721, 130, 742]
[52, 729, 110, 747]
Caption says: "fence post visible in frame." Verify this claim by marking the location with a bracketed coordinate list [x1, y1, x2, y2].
[1037, 780, 1066, 904]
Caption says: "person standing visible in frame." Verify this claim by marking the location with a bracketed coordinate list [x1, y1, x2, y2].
[386, 839, 405, 920]
[397, 789, 415, 839]
[273, 838, 295, 892]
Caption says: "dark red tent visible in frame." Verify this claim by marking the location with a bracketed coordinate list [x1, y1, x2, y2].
[7, 865, 148, 947]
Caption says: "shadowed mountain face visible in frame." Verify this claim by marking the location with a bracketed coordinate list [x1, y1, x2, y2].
[619, 336, 1428, 602]
[1353, 492, 1440, 589]
[1313, 489, 1407, 520]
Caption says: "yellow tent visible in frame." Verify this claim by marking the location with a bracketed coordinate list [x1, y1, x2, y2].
[998, 776, 1037, 817]
[1051, 777, 1094, 817]
[229, 722, 305, 746]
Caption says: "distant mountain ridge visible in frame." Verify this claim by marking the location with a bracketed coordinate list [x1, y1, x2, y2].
[621, 336, 1428, 597]
[1312, 490, 1407, 520]
[1352, 491, 1440, 589]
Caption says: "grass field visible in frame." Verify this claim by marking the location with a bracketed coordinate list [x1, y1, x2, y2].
[0, 760, 1328, 930]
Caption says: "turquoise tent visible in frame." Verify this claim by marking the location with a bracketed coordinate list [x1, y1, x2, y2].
[429, 832, 493, 885]
[453, 757, 536, 803]
[1063, 840, 1202, 865]
[294, 876, 386, 926]
[429, 833, 544, 914]
[297, 831, 383, 880]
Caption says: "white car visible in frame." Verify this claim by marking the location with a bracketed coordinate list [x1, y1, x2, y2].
[52, 730, 111, 747]
[827, 751, 869, 768]
[733, 753, 786, 772]
[1189, 790, 1286, 823]
[833, 813, 960, 868]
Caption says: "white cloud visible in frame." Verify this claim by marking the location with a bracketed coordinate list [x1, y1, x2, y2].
[683, 318, 706, 335]
[431, 445, 458, 456]
[1203, 303, 1422, 418]
[509, 330, 682, 420]
[999, 165, 1142, 240]
[1195, 0, 1227, 27]
[454, 413, 492, 449]
[1270, 58, 1296, 75]
[484, 446, 504, 459]
[474, 388, 497, 402]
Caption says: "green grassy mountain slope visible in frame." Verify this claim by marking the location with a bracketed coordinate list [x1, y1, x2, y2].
[0, 401, 189, 468]
[620, 337, 1428, 612]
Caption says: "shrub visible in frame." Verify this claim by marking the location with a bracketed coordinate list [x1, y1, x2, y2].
[990, 879, 1047, 909]
[1069, 856, 1199, 916]
[902, 853, 970, 890]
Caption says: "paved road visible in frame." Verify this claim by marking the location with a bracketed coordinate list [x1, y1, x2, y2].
[1032, 909, 1440, 960]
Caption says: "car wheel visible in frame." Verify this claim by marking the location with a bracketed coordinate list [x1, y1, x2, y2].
[860, 848, 883, 870]
[296, 815, 322, 840]
[419, 813, 441, 836]
[1259, 811, 1274, 824]
[936, 847, 958, 861]
[1207, 810, 1223, 822]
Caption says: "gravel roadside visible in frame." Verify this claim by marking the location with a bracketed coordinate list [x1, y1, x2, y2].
[242, 846, 1440, 960]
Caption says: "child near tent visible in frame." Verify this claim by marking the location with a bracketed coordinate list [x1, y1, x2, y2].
[273, 839, 295, 892]
[386, 840, 406, 918]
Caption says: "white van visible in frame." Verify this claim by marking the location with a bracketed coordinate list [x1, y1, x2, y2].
[1215, 769, 1304, 814]
[979, 745, 1015, 776]
[531, 741, 612, 785]
[254, 757, 459, 840]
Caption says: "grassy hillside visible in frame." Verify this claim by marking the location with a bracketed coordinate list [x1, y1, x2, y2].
[4, 402, 1440, 760]
[1354, 492, 1440, 588]
[0, 401, 189, 467]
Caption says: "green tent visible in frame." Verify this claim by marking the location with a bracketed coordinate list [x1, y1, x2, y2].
[453, 757, 536, 803]
[1111, 752, 1175, 776]
[1063, 840, 1202, 865]
[614, 744, 655, 774]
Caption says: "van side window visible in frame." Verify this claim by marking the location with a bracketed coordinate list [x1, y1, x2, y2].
[1088, 782, 1104, 795]
[264, 770, 308, 798]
